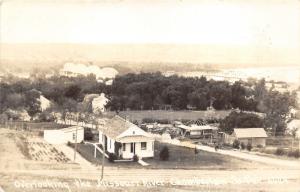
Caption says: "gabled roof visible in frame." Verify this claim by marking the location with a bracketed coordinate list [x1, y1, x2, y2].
[99, 115, 150, 139]
[234, 128, 268, 138]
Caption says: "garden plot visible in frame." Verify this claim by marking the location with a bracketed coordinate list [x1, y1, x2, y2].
[28, 140, 70, 163]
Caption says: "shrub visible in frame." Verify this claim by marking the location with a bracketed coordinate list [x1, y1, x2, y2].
[256, 144, 263, 148]
[159, 146, 169, 161]
[275, 148, 285, 156]
[38, 131, 44, 137]
[294, 149, 300, 158]
[246, 143, 252, 151]
[232, 140, 240, 149]
[288, 149, 300, 158]
[133, 154, 139, 162]
[84, 128, 94, 140]
[67, 141, 72, 147]
[240, 142, 246, 150]
[97, 144, 103, 150]
[108, 153, 117, 163]
[157, 119, 169, 124]
[142, 118, 156, 123]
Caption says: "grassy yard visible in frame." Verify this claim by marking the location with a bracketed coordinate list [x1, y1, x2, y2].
[73, 141, 272, 170]
[109, 110, 231, 123]
[144, 142, 272, 170]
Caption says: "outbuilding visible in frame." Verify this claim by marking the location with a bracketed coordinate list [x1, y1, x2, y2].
[232, 128, 268, 147]
[44, 126, 84, 144]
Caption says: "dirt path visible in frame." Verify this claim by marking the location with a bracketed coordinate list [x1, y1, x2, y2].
[178, 141, 300, 168]
[54, 144, 96, 170]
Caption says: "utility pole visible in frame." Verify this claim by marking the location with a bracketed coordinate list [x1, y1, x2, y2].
[0, 0, 3, 68]
[73, 113, 79, 161]
[101, 134, 105, 180]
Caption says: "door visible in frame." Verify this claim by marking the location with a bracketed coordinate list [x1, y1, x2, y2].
[130, 143, 136, 154]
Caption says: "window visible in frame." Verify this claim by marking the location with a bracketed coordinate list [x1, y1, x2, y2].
[122, 143, 126, 151]
[130, 143, 134, 153]
[141, 142, 147, 150]
[72, 133, 76, 141]
[109, 140, 111, 149]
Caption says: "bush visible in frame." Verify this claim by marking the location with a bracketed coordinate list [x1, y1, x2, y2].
[108, 153, 117, 163]
[38, 131, 44, 137]
[240, 142, 246, 150]
[142, 118, 156, 124]
[288, 149, 300, 158]
[84, 128, 94, 141]
[97, 144, 103, 150]
[133, 154, 139, 162]
[275, 148, 285, 156]
[157, 119, 169, 124]
[159, 146, 169, 161]
[256, 144, 263, 148]
[232, 140, 240, 149]
[246, 143, 252, 151]
[67, 141, 72, 147]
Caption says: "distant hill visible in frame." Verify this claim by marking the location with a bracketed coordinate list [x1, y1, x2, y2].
[0, 43, 298, 73]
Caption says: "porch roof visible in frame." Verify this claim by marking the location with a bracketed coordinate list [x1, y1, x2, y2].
[117, 135, 154, 143]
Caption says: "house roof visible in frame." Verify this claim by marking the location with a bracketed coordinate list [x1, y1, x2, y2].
[234, 128, 268, 138]
[60, 126, 84, 133]
[177, 124, 217, 131]
[99, 115, 150, 139]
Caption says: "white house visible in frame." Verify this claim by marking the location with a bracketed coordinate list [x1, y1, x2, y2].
[287, 119, 300, 138]
[98, 116, 154, 159]
[92, 93, 109, 114]
[44, 126, 84, 144]
[232, 128, 268, 147]
[39, 95, 51, 111]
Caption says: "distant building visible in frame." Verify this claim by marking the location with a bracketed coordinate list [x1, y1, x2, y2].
[232, 128, 268, 147]
[287, 119, 300, 138]
[44, 126, 84, 144]
[39, 95, 51, 111]
[92, 93, 109, 114]
[98, 116, 154, 159]
[177, 124, 218, 139]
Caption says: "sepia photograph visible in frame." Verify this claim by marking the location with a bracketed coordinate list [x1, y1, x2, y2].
[0, 0, 300, 191]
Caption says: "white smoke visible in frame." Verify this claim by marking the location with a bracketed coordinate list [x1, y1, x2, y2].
[61, 63, 118, 79]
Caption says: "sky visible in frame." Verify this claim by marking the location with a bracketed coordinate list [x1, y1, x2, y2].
[1, 0, 300, 66]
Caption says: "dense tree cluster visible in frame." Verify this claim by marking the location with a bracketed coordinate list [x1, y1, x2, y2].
[0, 74, 110, 117]
[219, 111, 265, 134]
[108, 73, 280, 112]
[0, 72, 297, 135]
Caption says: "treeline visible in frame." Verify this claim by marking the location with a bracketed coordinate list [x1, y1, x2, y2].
[108, 73, 296, 111]
[0, 72, 298, 135]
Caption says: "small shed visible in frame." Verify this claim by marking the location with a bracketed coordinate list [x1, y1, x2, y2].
[232, 128, 268, 147]
[44, 126, 84, 144]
